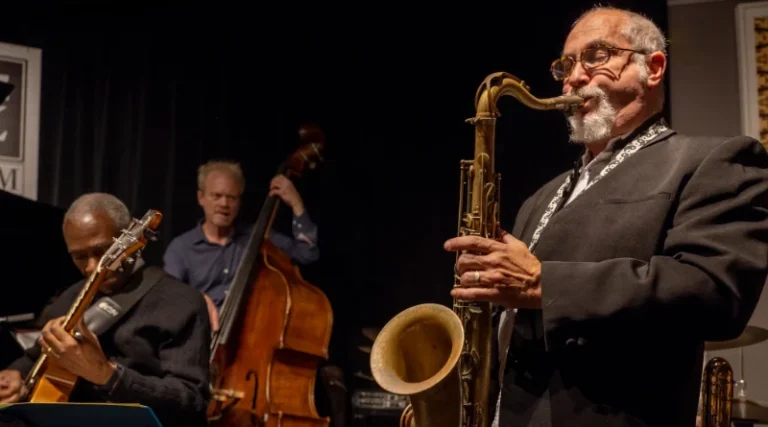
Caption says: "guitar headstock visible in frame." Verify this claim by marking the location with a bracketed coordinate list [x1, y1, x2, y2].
[285, 123, 325, 178]
[97, 209, 164, 272]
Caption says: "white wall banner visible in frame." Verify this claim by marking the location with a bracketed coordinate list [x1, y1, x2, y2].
[0, 41, 41, 200]
[736, 2, 768, 152]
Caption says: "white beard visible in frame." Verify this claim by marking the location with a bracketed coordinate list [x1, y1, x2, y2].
[566, 86, 617, 144]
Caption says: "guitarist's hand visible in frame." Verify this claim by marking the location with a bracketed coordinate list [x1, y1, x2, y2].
[40, 317, 115, 386]
[0, 369, 24, 403]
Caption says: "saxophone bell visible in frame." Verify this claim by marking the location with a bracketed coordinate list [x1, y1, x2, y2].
[369, 303, 464, 427]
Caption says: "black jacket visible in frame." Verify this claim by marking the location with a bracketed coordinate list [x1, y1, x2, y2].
[492, 125, 768, 426]
[9, 266, 212, 427]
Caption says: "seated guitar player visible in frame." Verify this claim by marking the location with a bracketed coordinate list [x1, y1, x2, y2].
[0, 193, 211, 427]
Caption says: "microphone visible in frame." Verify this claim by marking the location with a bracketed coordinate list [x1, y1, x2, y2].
[0, 313, 34, 324]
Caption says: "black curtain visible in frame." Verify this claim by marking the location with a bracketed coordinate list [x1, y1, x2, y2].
[0, 0, 668, 386]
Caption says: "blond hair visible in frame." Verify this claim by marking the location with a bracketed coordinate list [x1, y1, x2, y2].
[197, 160, 245, 193]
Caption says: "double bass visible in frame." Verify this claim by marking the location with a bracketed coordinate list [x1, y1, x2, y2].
[208, 124, 333, 427]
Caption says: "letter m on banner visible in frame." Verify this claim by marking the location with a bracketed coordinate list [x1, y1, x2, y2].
[0, 163, 19, 193]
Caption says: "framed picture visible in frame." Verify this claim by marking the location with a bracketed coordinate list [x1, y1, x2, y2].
[0, 41, 41, 200]
[737, 1, 768, 151]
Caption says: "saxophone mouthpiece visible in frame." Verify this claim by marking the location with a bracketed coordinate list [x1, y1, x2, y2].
[560, 95, 585, 116]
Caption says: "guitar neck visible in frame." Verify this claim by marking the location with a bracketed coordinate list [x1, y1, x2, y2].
[63, 269, 108, 331]
[22, 267, 108, 395]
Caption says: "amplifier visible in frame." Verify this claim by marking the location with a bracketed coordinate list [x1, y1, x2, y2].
[350, 389, 408, 427]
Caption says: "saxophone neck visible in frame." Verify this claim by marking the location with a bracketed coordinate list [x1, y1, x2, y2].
[470, 71, 584, 120]
[549, 94, 587, 114]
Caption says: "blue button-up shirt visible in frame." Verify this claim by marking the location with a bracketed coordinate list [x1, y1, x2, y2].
[162, 212, 318, 308]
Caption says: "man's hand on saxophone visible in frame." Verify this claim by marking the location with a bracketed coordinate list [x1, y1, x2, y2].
[444, 231, 542, 310]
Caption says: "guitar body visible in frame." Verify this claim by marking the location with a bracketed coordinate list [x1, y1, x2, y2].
[27, 357, 79, 402]
[208, 240, 333, 427]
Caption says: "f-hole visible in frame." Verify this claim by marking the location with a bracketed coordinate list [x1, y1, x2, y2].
[246, 370, 259, 425]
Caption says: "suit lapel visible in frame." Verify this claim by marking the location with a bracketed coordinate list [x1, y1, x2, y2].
[523, 120, 676, 253]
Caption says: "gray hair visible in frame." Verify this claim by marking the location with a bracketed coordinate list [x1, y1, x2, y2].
[64, 192, 132, 231]
[573, 6, 668, 54]
[573, 6, 667, 107]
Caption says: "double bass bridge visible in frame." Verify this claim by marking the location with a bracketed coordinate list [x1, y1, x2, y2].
[211, 388, 245, 402]
[208, 388, 246, 424]
[208, 370, 260, 425]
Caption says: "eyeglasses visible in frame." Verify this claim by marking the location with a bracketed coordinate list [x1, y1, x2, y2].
[550, 43, 647, 81]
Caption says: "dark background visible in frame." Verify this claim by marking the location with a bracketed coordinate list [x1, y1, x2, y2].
[0, 0, 668, 400]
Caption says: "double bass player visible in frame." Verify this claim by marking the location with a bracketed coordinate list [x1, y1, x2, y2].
[165, 140, 342, 427]
[163, 159, 319, 331]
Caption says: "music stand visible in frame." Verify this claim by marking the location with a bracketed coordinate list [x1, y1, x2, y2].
[0, 403, 163, 427]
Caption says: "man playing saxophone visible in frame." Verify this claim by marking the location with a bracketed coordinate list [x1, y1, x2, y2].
[445, 6, 768, 427]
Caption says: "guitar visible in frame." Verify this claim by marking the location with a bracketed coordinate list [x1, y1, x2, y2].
[20, 209, 163, 403]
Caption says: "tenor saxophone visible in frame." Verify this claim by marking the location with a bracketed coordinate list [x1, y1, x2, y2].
[369, 72, 582, 427]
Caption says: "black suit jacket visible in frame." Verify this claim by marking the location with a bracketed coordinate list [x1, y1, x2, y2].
[8, 266, 212, 427]
[492, 128, 768, 426]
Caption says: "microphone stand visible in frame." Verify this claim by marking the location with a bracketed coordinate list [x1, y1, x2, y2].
[736, 347, 748, 401]
[0, 313, 34, 324]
